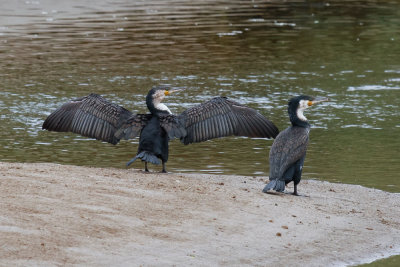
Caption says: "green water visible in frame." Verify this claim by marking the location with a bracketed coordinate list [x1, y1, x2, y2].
[1, 0, 399, 265]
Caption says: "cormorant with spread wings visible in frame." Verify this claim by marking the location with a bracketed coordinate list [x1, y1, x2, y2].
[43, 86, 279, 173]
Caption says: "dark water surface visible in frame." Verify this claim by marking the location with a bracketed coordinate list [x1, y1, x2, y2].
[1, 0, 399, 194]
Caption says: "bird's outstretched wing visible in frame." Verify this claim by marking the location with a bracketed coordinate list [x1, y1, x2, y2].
[178, 97, 279, 145]
[42, 93, 145, 145]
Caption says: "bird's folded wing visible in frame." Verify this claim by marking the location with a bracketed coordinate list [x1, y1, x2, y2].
[269, 127, 309, 180]
[42, 93, 133, 145]
[278, 134, 308, 179]
[178, 97, 279, 145]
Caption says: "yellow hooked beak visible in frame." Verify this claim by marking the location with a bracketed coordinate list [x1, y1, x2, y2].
[308, 97, 329, 106]
[164, 89, 183, 96]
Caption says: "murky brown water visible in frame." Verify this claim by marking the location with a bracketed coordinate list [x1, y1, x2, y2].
[1, 0, 399, 194]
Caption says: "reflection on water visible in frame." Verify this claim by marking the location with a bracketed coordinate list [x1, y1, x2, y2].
[0, 0, 399, 193]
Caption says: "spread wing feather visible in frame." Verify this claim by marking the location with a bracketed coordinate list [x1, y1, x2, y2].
[178, 97, 279, 145]
[42, 93, 143, 145]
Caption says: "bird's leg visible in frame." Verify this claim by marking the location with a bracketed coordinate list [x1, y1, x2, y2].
[144, 162, 149, 172]
[161, 161, 167, 173]
[293, 184, 299, 196]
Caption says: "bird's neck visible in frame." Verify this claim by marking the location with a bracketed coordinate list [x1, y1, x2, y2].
[146, 96, 172, 116]
[289, 107, 310, 128]
[154, 103, 172, 115]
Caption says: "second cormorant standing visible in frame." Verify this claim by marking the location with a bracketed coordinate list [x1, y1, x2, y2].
[263, 95, 328, 195]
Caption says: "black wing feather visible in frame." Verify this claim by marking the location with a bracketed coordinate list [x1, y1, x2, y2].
[178, 97, 279, 145]
[42, 94, 139, 145]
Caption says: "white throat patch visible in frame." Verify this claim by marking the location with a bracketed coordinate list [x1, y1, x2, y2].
[155, 102, 172, 114]
[297, 100, 309, 121]
[152, 90, 172, 114]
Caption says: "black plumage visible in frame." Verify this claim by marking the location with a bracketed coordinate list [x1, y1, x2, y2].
[43, 86, 279, 173]
[263, 95, 328, 195]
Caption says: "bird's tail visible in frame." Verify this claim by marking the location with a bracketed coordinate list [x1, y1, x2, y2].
[126, 151, 161, 166]
[262, 179, 285, 193]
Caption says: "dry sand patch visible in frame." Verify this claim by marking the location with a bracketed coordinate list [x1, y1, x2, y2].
[0, 162, 399, 266]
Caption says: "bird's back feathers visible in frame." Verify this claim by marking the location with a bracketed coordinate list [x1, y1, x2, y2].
[269, 126, 309, 180]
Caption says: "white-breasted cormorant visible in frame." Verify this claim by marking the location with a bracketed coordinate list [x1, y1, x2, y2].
[42, 86, 279, 173]
[262, 95, 328, 195]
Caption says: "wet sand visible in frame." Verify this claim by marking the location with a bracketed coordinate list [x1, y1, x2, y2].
[0, 162, 399, 266]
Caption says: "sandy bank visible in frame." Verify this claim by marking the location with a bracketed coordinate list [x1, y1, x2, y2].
[0, 162, 399, 266]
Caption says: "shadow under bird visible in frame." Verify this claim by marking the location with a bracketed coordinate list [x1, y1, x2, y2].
[263, 95, 329, 195]
[42, 86, 279, 173]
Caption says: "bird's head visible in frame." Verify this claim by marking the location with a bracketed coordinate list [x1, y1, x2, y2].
[288, 95, 329, 127]
[146, 86, 182, 115]
[147, 86, 168, 101]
